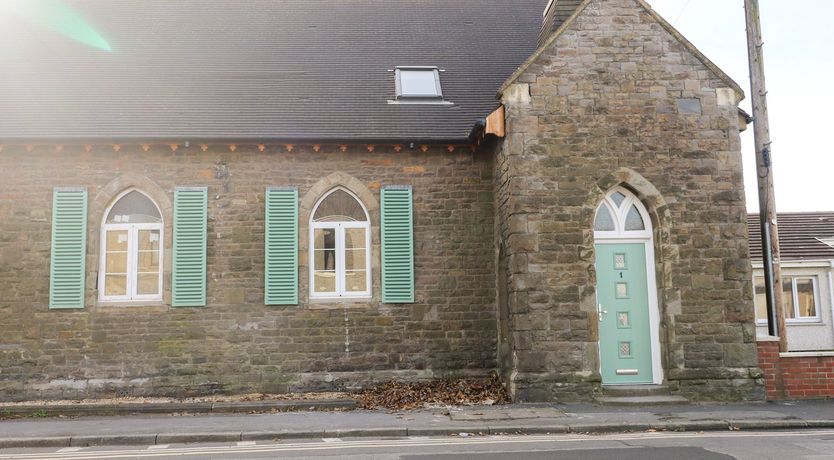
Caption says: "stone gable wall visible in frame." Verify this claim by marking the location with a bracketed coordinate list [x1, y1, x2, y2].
[0, 144, 497, 400]
[497, 0, 762, 401]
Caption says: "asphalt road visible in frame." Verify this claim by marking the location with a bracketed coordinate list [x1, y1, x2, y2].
[3, 430, 834, 460]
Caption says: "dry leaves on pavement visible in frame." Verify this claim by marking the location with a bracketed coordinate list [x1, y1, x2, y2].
[356, 376, 509, 410]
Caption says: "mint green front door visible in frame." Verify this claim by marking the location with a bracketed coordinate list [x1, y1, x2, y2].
[596, 243, 653, 384]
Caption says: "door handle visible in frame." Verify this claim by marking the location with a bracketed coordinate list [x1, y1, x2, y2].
[598, 304, 608, 321]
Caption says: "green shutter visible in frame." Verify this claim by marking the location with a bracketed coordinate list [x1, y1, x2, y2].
[381, 186, 415, 303]
[172, 187, 208, 307]
[49, 188, 88, 309]
[265, 187, 299, 305]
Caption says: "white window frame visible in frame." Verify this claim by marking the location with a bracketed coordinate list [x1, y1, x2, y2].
[754, 275, 821, 324]
[98, 189, 164, 303]
[309, 188, 372, 300]
[593, 186, 652, 240]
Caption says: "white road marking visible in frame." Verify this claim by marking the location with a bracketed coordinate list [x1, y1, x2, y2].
[236, 441, 256, 446]
[56, 448, 83, 453]
[146, 444, 169, 450]
[322, 438, 342, 443]
[6, 430, 834, 460]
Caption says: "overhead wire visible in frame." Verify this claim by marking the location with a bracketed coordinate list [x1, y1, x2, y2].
[673, 0, 692, 25]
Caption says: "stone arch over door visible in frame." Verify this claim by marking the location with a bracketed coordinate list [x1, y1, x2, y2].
[587, 168, 675, 384]
[89, 174, 173, 306]
[299, 172, 380, 304]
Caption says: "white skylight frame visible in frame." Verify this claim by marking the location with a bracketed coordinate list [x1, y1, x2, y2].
[395, 66, 443, 100]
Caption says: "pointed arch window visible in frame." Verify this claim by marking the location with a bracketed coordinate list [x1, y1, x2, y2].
[98, 190, 163, 302]
[594, 187, 651, 238]
[310, 188, 371, 299]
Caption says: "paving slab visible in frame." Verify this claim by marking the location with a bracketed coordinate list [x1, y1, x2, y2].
[2, 401, 834, 449]
[450, 407, 567, 421]
[69, 434, 157, 447]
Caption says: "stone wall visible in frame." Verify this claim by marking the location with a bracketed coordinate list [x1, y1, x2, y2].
[0, 143, 497, 400]
[496, 0, 762, 401]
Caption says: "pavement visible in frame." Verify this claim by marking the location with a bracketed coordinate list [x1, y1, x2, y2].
[2, 399, 834, 449]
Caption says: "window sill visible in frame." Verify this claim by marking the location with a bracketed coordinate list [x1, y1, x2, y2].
[387, 99, 455, 106]
[307, 297, 375, 310]
[95, 300, 167, 310]
[756, 319, 823, 326]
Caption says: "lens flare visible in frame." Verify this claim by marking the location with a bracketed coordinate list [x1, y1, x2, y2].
[4, 0, 112, 51]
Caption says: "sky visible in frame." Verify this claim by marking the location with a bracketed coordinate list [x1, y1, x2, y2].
[645, 0, 834, 212]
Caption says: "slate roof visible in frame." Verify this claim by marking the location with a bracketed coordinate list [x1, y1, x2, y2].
[748, 213, 834, 261]
[539, 0, 584, 47]
[0, 0, 548, 143]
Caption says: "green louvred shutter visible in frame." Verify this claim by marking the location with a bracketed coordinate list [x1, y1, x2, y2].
[49, 188, 88, 309]
[172, 187, 208, 307]
[265, 187, 299, 305]
[381, 186, 415, 303]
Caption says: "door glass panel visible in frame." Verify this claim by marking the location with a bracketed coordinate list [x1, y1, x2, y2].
[795, 279, 816, 318]
[344, 228, 366, 249]
[619, 342, 632, 358]
[138, 229, 160, 251]
[106, 252, 128, 273]
[314, 272, 336, 293]
[616, 283, 629, 299]
[104, 230, 129, 296]
[137, 274, 159, 296]
[345, 270, 367, 292]
[617, 312, 631, 328]
[611, 192, 626, 207]
[106, 230, 128, 251]
[313, 228, 337, 292]
[105, 275, 127, 296]
[614, 253, 627, 270]
[138, 230, 160, 272]
[624, 205, 645, 231]
[137, 251, 160, 272]
[345, 249, 367, 270]
[594, 206, 615, 231]
[314, 228, 336, 271]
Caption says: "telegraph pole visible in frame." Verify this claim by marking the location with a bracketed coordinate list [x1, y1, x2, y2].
[745, 0, 787, 352]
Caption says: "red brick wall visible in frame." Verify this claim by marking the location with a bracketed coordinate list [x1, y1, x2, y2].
[758, 340, 834, 400]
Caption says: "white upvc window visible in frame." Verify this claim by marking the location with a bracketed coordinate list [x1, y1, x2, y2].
[309, 188, 371, 299]
[98, 189, 163, 302]
[754, 275, 820, 323]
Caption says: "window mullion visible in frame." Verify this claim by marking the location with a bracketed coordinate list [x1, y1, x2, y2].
[157, 224, 164, 300]
[127, 226, 137, 299]
[365, 223, 371, 294]
[336, 224, 345, 296]
[792, 278, 799, 318]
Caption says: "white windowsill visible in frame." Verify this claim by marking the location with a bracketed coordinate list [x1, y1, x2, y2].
[387, 99, 455, 106]
[780, 351, 834, 358]
[309, 296, 372, 303]
[96, 300, 166, 308]
[756, 319, 823, 326]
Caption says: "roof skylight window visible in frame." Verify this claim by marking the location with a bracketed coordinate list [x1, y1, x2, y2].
[395, 67, 443, 99]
